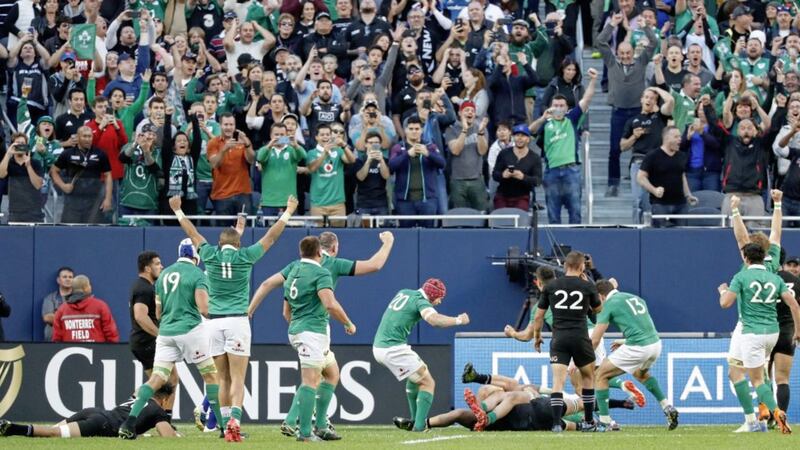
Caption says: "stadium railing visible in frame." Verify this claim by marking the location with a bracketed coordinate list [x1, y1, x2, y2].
[651, 214, 800, 227]
[456, 331, 728, 338]
[120, 214, 525, 228]
[582, 131, 593, 225]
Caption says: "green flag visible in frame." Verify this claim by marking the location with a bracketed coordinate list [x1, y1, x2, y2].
[70, 24, 96, 60]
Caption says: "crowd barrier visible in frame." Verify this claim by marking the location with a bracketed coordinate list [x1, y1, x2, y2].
[4, 227, 800, 342]
[454, 334, 800, 425]
[0, 343, 451, 424]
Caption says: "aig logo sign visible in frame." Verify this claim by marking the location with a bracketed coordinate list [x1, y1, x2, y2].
[667, 352, 747, 414]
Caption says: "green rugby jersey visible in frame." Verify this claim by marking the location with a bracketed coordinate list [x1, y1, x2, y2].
[729, 264, 787, 335]
[281, 252, 355, 290]
[199, 242, 265, 315]
[285, 259, 334, 335]
[373, 289, 433, 348]
[596, 290, 660, 346]
[155, 259, 208, 336]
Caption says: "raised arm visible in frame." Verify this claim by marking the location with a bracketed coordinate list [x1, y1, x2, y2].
[578, 68, 598, 112]
[729, 195, 751, 255]
[168, 195, 208, 248]
[354, 232, 395, 274]
[255, 196, 298, 251]
[422, 307, 470, 328]
[770, 189, 783, 245]
[248, 272, 286, 318]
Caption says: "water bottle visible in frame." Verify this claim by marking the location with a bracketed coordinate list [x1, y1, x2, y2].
[256, 209, 264, 227]
[642, 211, 652, 227]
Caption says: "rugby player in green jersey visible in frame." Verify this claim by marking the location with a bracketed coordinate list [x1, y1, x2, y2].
[718, 243, 800, 434]
[373, 279, 469, 433]
[168, 194, 297, 441]
[119, 239, 222, 440]
[283, 236, 357, 442]
[248, 230, 394, 439]
[591, 279, 678, 431]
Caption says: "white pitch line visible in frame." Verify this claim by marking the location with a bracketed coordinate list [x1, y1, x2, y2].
[401, 435, 470, 445]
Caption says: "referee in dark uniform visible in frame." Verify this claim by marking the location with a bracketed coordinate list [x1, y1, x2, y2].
[533, 251, 602, 433]
[772, 251, 800, 415]
[129, 251, 177, 419]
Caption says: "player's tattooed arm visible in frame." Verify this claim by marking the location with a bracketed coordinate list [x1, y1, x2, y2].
[354, 232, 395, 275]
[769, 189, 783, 245]
[248, 272, 286, 319]
[257, 195, 299, 251]
[169, 195, 207, 248]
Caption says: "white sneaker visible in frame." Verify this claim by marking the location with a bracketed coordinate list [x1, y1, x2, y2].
[733, 422, 750, 433]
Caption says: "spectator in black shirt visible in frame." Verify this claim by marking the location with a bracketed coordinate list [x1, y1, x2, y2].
[301, 12, 337, 62]
[55, 89, 94, 148]
[50, 126, 113, 224]
[354, 131, 390, 215]
[492, 124, 542, 210]
[774, 102, 800, 223]
[392, 64, 427, 137]
[339, 0, 392, 66]
[620, 87, 674, 224]
[129, 251, 163, 375]
[186, 0, 224, 46]
[0, 133, 44, 223]
[43, 15, 70, 59]
[637, 126, 699, 227]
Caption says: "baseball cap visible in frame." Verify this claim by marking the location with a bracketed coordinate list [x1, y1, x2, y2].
[460, 101, 476, 111]
[364, 99, 379, 108]
[37, 116, 55, 126]
[141, 123, 157, 134]
[118, 52, 132, 62]
[281, 113, 300, 123]
[224, 10, 237, 21]
[407, 64, 422, 75]
[777, 5, 792, 14]
[178, 238, 198, 259]
[61, 51, 76, 62]
[787, 256, 800, 265]
[512, 124, 531, 136]
[512, 19, 529, 28]
[748, 29, 766, 46]
[182, 51, 198, 61]
[316, 12, 332, 21]
[731, 6, 752, 19]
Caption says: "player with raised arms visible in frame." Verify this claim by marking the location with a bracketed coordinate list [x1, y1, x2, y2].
[718, 243, 800, 434]
[1, 384, 176, 439]
[374, 279, 470, 433]
[283, 236, 358, 442]
[118, 239, 222, 439]
[168, 194, 297, 441]
[531, 251, 602, 432]
[591, 279, 679, 430]
[729, 190, 784, 429]
[247, 230, 395, 439]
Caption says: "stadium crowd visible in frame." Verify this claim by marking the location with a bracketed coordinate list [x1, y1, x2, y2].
[0, 0, 796, 226]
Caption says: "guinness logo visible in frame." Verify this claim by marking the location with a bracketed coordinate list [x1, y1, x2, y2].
[0, 345, 25, 416]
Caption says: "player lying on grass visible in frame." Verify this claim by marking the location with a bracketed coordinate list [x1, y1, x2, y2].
[395, 384, 631, 432]
[591, 279, 678, 431]
[0, 385, 176, 438]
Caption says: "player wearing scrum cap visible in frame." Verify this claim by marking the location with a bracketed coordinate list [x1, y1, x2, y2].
[167, 194, 297, 442]
[119, 239, 224, 440]
[374, 278, 470, 433]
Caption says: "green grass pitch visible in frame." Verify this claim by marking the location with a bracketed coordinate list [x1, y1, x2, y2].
[1, 424, 795, 449]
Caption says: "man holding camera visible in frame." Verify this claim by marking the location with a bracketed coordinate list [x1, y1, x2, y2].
[207, 113, 255, 218]
[445, 102, 489, 211]
[354, 131, 391, 215]
[529, 68, 598, 224]
[352, 99, 395, 151]
[119, 124, 162, 217]
[0, 133, 44, 223]
[256, 123, 307, 217]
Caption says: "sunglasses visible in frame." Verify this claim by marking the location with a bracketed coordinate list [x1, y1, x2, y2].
[332, 129, 345, 134]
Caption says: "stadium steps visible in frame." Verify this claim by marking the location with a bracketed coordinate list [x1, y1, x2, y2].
[535, 49, 636, 226]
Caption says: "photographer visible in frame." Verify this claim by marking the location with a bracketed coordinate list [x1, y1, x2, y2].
[354, 131, 391, 215]
[351, 98, 396, 151]
[0, 133, 45, 223]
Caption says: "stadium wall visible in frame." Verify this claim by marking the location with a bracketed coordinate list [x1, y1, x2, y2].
[454, 335, 800, 425]
[3, 227, 800, 343]
[0, 343, 451, 424]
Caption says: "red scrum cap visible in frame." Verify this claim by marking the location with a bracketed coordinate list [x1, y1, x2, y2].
[422, 278, 446, 301]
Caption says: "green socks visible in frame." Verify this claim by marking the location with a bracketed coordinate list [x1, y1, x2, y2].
[487, 411, 497, 425]
[608, 377, 624, 390]
[643, 377, 666, 402]
[297, 385, 317, 438]
[734, 380, 755, 415]
[206, 384, 224, 429]
[231, 406, 242, 424]
[130, 384, 155, 418]
[414, 391, 434, 431]
[406, 380, 419, 419]
[315, 382, 336, 429]
[596, 388, 610, 417]
[285, 393, 300, 425]
[755, 383, 777, 411]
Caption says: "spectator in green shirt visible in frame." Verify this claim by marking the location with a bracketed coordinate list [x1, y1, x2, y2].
[256, 122, 307, 217]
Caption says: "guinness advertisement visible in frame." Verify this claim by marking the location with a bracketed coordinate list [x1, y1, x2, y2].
[0, 344, 452, 424]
